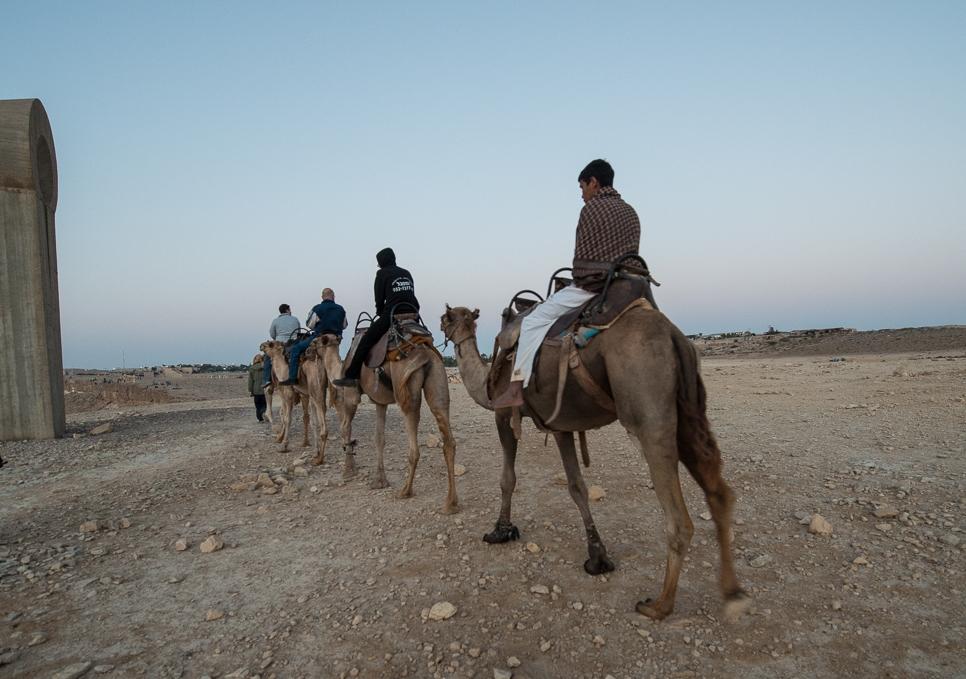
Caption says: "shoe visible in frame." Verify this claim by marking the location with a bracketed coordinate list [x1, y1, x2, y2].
[332, 377, 360, 388]
[261, 381, 271, 388]
[490, 381, 524, 409]
[279, 378, 297, 386]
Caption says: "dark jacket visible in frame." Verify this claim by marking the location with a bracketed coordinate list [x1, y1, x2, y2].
[247, 363, 265, 396]
[306, 299, 347, 337]
[374, 248, 419, 317]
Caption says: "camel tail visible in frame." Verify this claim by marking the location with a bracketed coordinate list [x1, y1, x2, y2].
[671, 329, 722, 470]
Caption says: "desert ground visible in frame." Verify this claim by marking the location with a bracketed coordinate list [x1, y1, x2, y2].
[1, 327, 964, 678]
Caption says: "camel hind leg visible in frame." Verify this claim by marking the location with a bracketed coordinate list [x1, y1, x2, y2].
[300, 394, 311, 448]
[277, 391, 292, 451]
[423, 364, 459, 514]
[310, 387, 329, 466]
[369, 403, 390, 489]
[396, 372, 424, 500]
[629, 423, 693, 620]
[676, 395, 750, 619]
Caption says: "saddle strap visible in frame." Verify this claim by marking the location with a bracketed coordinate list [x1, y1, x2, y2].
[568, 344, 616, 413]
[586, 297, 653, 331]
[545, 333, 573, 425]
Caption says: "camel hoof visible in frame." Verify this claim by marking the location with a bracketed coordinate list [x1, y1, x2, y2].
[440, 503, 460, 515]
[311, 456, 324, 466]
[483, 522, 520, 544]
[583, 554, 616, 576]
[635, 597, 671, 620]
[369, 478, 389, 490]
[723, 590, 753, 621]
[397, 488, 414, 499]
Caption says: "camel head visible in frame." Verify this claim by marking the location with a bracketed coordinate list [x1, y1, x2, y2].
[440, 304, 479, 346]
[260, 340, 285, 358]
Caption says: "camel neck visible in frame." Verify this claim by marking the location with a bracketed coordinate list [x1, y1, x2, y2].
[454, 335, 492, 410]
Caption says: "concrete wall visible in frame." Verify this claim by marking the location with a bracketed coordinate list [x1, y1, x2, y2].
[0, 98, 65, 440]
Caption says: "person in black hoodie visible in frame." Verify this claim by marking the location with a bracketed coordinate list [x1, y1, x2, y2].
[334, 247, 419, 388]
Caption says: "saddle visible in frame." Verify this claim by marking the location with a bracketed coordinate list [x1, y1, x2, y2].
[489, 256, 659, 430]
[350, 313, 436, 371]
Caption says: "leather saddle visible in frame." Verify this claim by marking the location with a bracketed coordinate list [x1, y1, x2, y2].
[488, 258, 659, 429]
[495, 272, 656, 355]
[350, 313, 435, 370]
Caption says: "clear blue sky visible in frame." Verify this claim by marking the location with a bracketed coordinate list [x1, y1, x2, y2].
[3, 1, 964, 368]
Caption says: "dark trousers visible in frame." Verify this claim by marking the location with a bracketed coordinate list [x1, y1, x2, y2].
[262, 358, 272, 385]
[253, 394, 267, 421]
[287, 337, 314, 382]
[343, 315, 391, 379]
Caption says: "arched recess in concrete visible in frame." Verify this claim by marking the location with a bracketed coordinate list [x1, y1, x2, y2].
[0, 98, 65, 441]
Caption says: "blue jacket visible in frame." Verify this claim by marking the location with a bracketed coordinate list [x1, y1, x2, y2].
[306, 300, 347, 337]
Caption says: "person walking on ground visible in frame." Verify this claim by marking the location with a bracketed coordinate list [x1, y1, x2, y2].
[263, 303, 301, 387]
[248, 354, 269, 421]
[492, 159, 644, 408]
[279, 288, 348, 386]
[333, 247, 418, 389]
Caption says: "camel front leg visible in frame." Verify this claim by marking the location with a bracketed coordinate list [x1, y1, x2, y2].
[265, 387, 274, 424]
[483, 411, 521, 543]
[424, 381, 459, 514]
[339, 389, 358, 479]
[556, 431, 615, 576]
[369, 403, 389, 489]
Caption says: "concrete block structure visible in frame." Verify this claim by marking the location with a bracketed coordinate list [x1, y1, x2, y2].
[0, 98, 64, 440]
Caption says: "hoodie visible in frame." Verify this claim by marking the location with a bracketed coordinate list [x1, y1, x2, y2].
[373, 247, 419, 317]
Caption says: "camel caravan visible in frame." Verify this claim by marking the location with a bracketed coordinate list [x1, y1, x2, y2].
[253, 159, 749, 622]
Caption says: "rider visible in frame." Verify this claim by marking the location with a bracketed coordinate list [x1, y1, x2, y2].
[263, 303, 301, 387]
[492, 159, 643, 408]
[333, 247, 418, 389]
[279, 288, 347, 386]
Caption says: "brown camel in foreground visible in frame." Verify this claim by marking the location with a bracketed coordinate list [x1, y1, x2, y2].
[339, 335, 459, 514]
[440, 305, 749, 621]
[261, 338, 352, 471]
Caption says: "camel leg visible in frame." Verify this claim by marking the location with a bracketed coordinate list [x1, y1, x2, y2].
[277, 393, 291, 451]
[424, 381, 459, 514]
[397, 395, 423, 499]
[555, 431, 615, 575]
[679, 446, 751, 619]
[483, 411, 521, 543]
[300, 396, 311, 448]
[630, 427, 693, 620]
[265, 388, 274, 424]
[369, 403, 389, 489]
[310, 390, 328, 466]
[340, 391, 357, 479]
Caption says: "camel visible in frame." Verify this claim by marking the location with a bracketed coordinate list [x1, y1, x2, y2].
[260, 338, 353, 472]
[440, 304, 750, 621]
[338, 326, 459, 514]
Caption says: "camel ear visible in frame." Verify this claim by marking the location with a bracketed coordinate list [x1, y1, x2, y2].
[472, 308, 480, 319]
[445, 303, 452, 311]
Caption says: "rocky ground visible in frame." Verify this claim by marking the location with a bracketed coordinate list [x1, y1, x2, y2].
[1, 336, 964, 678]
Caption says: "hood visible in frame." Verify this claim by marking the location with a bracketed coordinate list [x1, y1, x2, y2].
[376, 247, 396, 268]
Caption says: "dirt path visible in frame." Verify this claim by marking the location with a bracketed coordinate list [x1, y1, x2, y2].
[1, 351, 964, 678]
